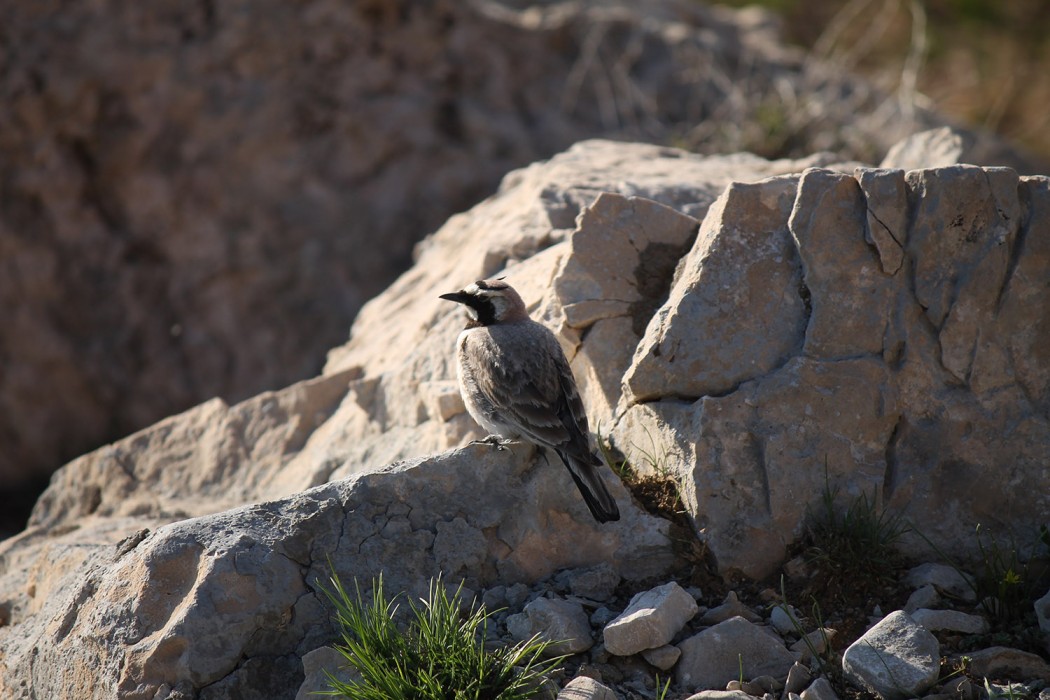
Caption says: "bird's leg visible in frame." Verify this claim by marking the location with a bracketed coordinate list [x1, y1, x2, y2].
[469, 434, 515, 451]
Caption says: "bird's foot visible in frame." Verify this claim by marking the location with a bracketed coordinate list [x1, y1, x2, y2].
[469, 435, 515, 451]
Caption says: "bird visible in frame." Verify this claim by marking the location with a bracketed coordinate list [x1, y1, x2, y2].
[439, 278, 621, 523]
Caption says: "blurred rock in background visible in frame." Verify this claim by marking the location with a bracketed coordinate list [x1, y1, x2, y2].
[718, 0, 1050, 165]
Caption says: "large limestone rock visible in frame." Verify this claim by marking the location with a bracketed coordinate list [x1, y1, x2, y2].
[2, 449, 670, 699]
[25, 141, 823, 537]
[615, 162, 1050, 578]
[3, 133, 1049, 696]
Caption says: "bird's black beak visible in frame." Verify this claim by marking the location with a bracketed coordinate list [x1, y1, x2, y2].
[439, 291, 470, 304]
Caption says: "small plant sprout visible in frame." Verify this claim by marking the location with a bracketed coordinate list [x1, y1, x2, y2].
[777, 576, 834, 675]
[805, 464, 910, 593]
[595, 421, 634, 481]
[971, 523, 1050, 626]
[654, 674, 671, 700]
[984, 677, 1026, 700]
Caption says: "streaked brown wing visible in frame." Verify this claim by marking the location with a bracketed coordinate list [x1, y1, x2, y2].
[467, 323, 590, 452]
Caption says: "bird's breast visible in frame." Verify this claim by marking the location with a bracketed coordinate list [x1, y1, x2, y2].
[454, 329, 518, 438]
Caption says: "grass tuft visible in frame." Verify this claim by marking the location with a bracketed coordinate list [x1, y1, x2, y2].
[596, 423, 683, 518]
[318, 573, 566, 700]
[776, 576, 835, 675]
[805, 470, 911, 594]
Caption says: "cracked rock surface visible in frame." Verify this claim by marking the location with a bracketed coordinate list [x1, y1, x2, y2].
[1, 132, 1049, 697]
[613, 162, 1050, 578]
[2, 452, 672, 698]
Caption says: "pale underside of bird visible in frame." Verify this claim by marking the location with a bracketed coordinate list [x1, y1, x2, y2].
[439, 279, 621, 523]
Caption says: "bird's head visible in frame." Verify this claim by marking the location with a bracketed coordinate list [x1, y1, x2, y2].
[439, 279, 528, 326]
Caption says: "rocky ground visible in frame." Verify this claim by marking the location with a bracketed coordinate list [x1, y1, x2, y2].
[296, 470, 1050, 700]
[300, 512, 1050, 700]
[534, 465, 1050, 700]
[403, 529, 1050, 700]
[544, 548, 1050, 700]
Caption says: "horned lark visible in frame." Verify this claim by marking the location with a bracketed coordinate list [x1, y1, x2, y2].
[439, 279, 621, 523]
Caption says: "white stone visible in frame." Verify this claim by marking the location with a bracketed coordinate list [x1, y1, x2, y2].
[675, 616, 797, 691]
[604, 581, 698, 656]
[784, 661, 813, 695]
[842, 611, 939, 700]
[641, 644, 682, 671]
[1035, 587, 1050, 634]
[800, 676, 840, 700]
[295, 647, 356, 700]
[770, 604, 802, 635]
[903, 563, 976, 602]
[790, 628, 837, 661]
[910, 608, 989, 634]
[904, 584, 940, 613]
[956, 646, 1050, 684]
[698, 591, 762, 625]
[557, 676, 619, 700]
[684, 691, 753, 700]
[507, 597, 593, 655]
[880, 126, 968, 170]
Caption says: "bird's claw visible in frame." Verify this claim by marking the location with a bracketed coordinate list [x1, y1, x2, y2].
[469, 435, 514, 451]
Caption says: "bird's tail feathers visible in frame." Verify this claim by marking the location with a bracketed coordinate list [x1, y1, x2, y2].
[558, 450, 621, 523]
